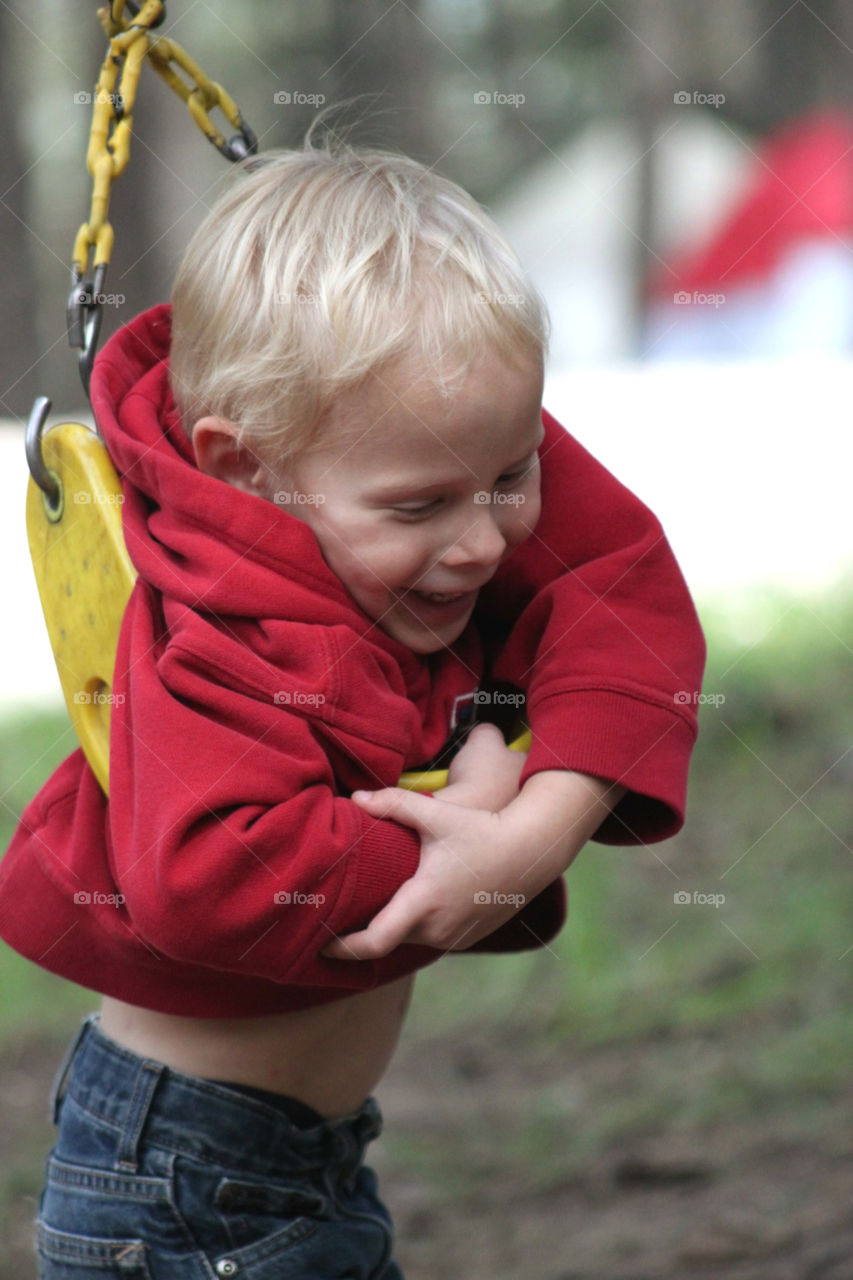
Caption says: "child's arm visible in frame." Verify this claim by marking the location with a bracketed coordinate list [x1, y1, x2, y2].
[323, 726, 624, 959]
[476, 408, 706, 844]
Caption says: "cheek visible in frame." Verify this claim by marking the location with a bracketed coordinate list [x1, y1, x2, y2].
[507, 486, 541, 549]
[331, 525, 427, 599]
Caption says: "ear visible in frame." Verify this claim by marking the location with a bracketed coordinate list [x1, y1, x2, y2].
[191, 417, 272, 497]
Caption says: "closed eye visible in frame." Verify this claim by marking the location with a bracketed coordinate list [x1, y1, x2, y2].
[390, 498, 443, 520]
[496, 456, 538, 486]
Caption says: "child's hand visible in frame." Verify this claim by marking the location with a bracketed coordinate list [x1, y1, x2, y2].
[322, 770, 623, 961]
[440, 722, 527, 812]
[323, 789, 541, 960]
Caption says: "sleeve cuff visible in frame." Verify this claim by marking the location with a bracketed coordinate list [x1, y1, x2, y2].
[520, 688, 699, 844]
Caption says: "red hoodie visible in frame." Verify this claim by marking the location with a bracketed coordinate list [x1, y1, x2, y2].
[0, 306, 705, 1016]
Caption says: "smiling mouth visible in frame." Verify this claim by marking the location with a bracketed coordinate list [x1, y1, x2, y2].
[413, 589, 475, 604]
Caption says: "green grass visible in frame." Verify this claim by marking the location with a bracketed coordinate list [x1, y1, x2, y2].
[0, 704, 96, 1035]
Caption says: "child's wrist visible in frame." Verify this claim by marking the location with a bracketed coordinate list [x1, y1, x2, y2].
[506, 769, 626, 876]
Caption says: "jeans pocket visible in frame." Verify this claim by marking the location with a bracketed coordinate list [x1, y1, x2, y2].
[213, 1177, 328, 1253]
[36, 1220, 153, 1278]
[210, 1174, 397, 1280]
[38, 1155, 195, 1276]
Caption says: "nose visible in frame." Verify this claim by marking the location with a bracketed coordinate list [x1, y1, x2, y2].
[441, 503, 507, 570]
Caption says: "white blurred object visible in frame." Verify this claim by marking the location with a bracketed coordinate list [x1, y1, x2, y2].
[495, 116, 753, 366]
[543, 357, 852, 597]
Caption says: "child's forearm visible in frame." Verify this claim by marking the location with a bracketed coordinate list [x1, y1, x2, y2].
[502, 770, 626, 884]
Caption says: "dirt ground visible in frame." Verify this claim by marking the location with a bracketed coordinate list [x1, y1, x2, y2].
[3, 1024, 852, 1280]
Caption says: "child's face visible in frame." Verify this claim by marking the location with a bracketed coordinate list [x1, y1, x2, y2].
[266, 348, 545, 654]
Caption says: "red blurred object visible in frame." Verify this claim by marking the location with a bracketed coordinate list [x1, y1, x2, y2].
[648, 111, 853, 299]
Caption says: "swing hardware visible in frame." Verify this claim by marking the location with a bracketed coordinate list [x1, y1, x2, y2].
[25, 398, 62, 514]
[67, 264, 107, 400]
[68, 1, 257, 399]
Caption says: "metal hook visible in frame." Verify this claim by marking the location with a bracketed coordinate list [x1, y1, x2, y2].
[25, 396, 62, 515]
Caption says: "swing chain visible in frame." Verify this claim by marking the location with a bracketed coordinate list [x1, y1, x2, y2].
[66, 0, 258, 401]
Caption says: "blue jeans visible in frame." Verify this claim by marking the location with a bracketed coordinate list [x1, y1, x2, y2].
[36, 1015, 404, 1279]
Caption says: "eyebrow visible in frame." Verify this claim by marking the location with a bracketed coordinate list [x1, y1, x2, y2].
[367, 422, 546, 500]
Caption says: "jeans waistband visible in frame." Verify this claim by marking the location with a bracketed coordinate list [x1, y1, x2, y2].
[53, 1014, 383, 1178]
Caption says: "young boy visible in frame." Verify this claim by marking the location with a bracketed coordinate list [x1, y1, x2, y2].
[0, 139, 704, 1278]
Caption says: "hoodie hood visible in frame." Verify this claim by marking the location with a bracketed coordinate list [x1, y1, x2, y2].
[90, 304, 484, 768]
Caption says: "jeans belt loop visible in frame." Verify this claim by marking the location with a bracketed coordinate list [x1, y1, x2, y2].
[116, 1058, 166, 1173]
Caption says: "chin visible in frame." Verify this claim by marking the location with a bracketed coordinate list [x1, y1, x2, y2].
[400, 620, 471, 655]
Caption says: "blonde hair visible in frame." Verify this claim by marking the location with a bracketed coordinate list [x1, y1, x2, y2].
[170, 134, 549, 465]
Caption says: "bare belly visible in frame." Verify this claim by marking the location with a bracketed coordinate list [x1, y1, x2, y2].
[99, 974, 415, 1119]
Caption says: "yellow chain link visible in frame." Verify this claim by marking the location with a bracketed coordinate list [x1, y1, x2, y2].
[68, 2, 256, 394]
[73, 1, 256, 278]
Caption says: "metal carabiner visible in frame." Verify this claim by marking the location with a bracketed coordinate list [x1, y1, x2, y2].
[67, 262, 107, 401]
[219, 122, 259, 163]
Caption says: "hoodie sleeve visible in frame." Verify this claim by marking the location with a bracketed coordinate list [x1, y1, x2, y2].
[106, 581, 442, 991]
[476, 409, 706, 844]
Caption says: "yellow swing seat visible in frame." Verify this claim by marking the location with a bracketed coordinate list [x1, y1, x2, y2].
[26, 410, 531, 797]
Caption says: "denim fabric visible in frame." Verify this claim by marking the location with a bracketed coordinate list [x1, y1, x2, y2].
[36, 1015, 404, 1279]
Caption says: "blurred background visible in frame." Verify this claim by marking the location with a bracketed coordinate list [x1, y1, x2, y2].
[1, 3, 852, 1277]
